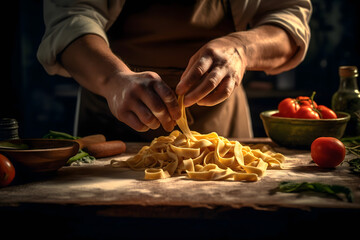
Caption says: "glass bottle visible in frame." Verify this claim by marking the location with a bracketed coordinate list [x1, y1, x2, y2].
[331, 66, 360, 136]
[0, 118, 19, 141]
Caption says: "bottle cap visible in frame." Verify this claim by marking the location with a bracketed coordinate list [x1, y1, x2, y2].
[339, 66, 358, 78]
[0, 118, 19, 141]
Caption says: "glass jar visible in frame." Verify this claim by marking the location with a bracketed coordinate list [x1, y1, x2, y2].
[331, 66, 360, 136]
[0, 118, 19, 141]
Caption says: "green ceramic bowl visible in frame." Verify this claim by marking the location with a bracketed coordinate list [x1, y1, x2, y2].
[260, 110, 350, 149]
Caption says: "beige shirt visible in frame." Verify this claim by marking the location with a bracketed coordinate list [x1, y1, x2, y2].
[37, 0, 312, 77]
[36, 0, 312, 140]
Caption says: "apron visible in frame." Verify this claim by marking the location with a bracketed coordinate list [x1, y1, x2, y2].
[77, 0, 253, 141]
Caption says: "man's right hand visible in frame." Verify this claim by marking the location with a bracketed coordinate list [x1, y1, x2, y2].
[104, 70, 181, 132]
[60, 34, 181, 133]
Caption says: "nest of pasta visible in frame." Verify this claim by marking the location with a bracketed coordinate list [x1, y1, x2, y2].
[111, 96, 285, 181]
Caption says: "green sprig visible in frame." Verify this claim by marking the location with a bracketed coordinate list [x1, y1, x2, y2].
[43, 130, 95, 165]
[275, 181, 353, 203]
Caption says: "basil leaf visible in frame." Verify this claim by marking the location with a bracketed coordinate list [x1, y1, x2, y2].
[66, 149, 95, 165]
[0, 141, 29, 150]
[348, 158, 360, 174]
[43, 130, 80, 140]
[276, 181, 353, 203]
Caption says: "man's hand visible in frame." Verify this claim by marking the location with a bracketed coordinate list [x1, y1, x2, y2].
[104, 71, 181, 132]
[60, 34, 181, 133]
[176, 25, 298, 108]
[176, 37, 247, 107]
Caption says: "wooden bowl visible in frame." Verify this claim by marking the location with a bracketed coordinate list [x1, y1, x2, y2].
[0, 139, 79, 173]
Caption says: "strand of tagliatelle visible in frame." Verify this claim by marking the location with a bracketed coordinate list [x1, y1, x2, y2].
[111, 95, 285, 181]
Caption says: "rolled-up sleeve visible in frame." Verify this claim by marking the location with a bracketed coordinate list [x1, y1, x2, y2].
[37, 0, 124, 77]
[253, 0, 312, 74]
[230, 0, 312, 75]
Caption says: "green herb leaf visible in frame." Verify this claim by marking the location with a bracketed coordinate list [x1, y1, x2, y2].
[43, 130, 80, 140]
[0, 141, 29, 150]
[341, 137, 360, 158]
[348, 158, 360, 174]
[276, 181, 353, 203]
[66, 149, 96, 165]
[341, 136, 360, 143]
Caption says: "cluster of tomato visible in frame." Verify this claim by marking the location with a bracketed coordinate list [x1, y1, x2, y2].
[274, 93, 337, 119]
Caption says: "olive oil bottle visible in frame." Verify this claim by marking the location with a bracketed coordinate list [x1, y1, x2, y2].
[0, 118, 19, 141]
[331, 66, 360, 136]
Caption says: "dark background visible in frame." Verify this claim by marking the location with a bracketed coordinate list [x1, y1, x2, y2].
[1, 0, 359, 139]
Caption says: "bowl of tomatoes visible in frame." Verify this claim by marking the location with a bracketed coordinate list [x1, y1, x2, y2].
[260, 93, 350, 149]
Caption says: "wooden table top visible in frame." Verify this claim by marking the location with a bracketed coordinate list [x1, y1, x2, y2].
[1, 139, 359, 239]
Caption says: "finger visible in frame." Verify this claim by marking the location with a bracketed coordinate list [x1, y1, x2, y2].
[184, 67, 227, 107]
[121, 111, 150, 132]
[131, 100, 161, 130]
[176, 56, 213, 96]
[153, 81, 181, 120]
[152, 107, 175, 132]
[132, 72, 178, 131]
[179, 53, 198, 82]
[197, 76, 236, 106]
[138, 85, 176, 132]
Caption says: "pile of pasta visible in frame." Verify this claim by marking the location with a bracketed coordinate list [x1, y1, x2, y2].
[111, 96, 285, 181]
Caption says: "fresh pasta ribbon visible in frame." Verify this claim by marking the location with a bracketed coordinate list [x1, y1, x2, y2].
[111, 95, 285, 181]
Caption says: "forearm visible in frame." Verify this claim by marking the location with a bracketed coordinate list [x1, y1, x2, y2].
[226, 24, 297, 73]
[60, 34, 131, 97]
[176, 24, 298, 106]
[60, 34, 180, 132]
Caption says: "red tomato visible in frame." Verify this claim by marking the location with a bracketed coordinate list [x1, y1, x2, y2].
[272, 113, 282, 117]
[311, 137, 346, 168]
[317, 105, 337, 119]
[0, 153, 15, 187]
[296, 96, 318, 108]
[278, 98, 300, 117]
[294, 106, 320, 119]
[277, 92, 336, 120]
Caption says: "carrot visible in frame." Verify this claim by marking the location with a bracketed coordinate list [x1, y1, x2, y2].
[84, 140, 126, 158]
